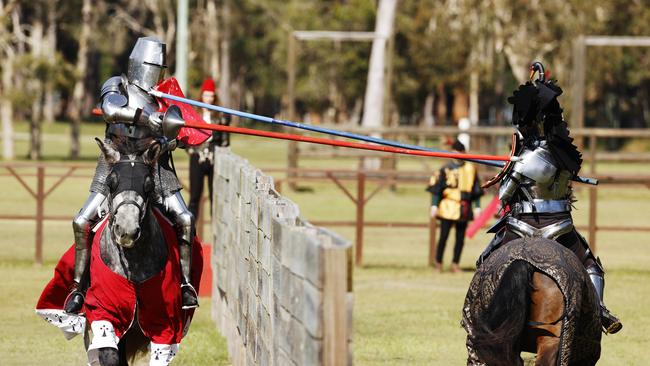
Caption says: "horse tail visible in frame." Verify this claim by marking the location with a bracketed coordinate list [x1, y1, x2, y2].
[119, 322, 149, 364]
[473, 260, 533, 365]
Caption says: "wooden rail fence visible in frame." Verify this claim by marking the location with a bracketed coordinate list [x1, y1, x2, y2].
[2, 162, 649, 268]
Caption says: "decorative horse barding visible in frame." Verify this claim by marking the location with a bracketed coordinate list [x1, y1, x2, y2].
[36, 140, 203, 366]
[462, 238, 602, 366]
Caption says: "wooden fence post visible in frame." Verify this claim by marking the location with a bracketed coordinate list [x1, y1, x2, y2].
[35, 166, 44, 265]
[428, 217, 437, 267]
[355, 172, 366, 267]
[323, 245, 349, 365]
[588, 134, 598, 252]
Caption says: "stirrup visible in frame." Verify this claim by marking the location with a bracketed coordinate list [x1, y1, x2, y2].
[64, 290, 86, 314]
[601, 307, 622, 335]
[181, 283, 199, 310]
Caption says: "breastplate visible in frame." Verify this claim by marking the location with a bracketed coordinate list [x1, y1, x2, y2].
[520, 170, 572, 200]
[505, 141, 574, 213]
[106, 84, 159, 139]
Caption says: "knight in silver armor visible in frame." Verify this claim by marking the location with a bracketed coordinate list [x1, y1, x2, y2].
[65, 37, 199, 313]
[477, 62, 622, 334]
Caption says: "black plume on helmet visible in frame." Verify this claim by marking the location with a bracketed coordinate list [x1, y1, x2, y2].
[508, 74, 582, 174]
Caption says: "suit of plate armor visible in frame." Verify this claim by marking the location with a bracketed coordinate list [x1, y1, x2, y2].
[477, 64, 621, 334]
[66, 37, 198, 313]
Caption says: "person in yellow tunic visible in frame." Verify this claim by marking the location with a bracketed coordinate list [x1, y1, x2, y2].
[427, 140, 484, 272]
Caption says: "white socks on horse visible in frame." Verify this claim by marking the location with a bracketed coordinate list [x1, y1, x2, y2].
[86, 320, 180, 366]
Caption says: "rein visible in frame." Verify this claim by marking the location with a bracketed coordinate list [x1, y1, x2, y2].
[107, 159, 152, 226]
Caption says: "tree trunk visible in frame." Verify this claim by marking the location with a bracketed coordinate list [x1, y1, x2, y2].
[422, 90, 435, 127]
[452, 87, 469, 123]
[361, 0, 397, 131]
[469, 71, 479, 126]
[436, 83, 447, 124]
[218, 0, 231, 107]
[29, 17, 44, 160]
[361, 0, 397, 170]
[69, 0, 92, 159]
[1, 55, 14, 160]
[43, 1, 56, 124]
[206, 0, 220, 80]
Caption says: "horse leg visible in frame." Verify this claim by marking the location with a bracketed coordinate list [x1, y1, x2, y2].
[98, 347, 121, 366]
[529, 272, 564, 366]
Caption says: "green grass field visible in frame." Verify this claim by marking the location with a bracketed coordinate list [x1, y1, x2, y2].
[1, 122, 649, 365]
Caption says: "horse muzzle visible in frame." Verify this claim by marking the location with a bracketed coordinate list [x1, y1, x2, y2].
[112, 226, 141, 248]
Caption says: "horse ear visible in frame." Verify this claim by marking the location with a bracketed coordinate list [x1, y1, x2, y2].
[95, 138, 120, 164]
[143, 142, 162, 165]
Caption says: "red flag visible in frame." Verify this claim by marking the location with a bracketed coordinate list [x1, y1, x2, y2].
[155, 77, 212, 146]
[466, 195, 501, 238]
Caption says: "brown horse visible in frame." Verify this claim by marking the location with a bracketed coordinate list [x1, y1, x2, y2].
[462, 238, 601, 366]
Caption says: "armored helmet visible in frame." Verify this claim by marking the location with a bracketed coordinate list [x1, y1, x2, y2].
[127, 37, 167, 90]
[508, 62, 582, 172]
[508, 62, 564, 140]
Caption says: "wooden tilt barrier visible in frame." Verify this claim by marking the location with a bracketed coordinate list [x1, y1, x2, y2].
[211, 148, 353, 366]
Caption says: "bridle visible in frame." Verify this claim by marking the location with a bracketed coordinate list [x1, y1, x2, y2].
[106, 159, 154, 240]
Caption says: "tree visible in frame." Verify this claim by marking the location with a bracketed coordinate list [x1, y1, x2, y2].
[68, 0, 92, 159]
[1, 0, 18, 160]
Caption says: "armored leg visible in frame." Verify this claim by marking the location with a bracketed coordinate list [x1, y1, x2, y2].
[586, 260, 622, 334]
[165, 191, 199, 309]
[65, 192, 106, 313]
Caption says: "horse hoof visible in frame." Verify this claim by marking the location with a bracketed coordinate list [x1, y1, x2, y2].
[98, 347, 120, 366]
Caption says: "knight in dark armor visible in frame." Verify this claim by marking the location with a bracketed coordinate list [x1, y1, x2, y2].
[65, 37, 199, 313]
[478, 62, 622, 334]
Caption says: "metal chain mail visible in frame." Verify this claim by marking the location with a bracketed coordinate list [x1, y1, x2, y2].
[89, 141, 182, 198]
[462, 238, 601, 365]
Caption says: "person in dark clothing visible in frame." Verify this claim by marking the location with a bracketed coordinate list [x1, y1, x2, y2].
[427, 140, 483, 273]
[188, 78, 230, 219]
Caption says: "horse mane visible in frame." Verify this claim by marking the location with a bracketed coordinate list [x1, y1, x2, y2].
[110, 135, 157, 156]
[472, 260, 533, 365]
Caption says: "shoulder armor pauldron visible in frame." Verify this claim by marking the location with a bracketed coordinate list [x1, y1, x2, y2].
[512, 146, 557, 184]
[100, 76, 125, 99]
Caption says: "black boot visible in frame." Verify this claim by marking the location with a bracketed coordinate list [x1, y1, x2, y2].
[65, 236, 90, 314]
[181, 283, 199, 310]
[600, 306, 622, 334]
[587, 263, 622, 334]
[179, 241, 199, 309]
[64, 282, 86, 314]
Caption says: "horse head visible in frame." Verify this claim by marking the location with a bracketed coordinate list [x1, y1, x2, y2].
[96, 138, 162, 249]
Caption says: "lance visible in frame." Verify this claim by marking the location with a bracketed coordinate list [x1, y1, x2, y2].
[150, 90, 505, 168]
[150, 91, 598, 185]
[181, 119, 513, 162]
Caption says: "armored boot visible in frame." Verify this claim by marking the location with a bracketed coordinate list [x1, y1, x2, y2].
[65, 192, 105, 314]
[587, 263, 622, 334]
[179, 239, 198, 309]
[166, 192, 199, 309]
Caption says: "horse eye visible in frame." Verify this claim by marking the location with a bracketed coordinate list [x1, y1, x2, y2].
[144, 175, 154, 193]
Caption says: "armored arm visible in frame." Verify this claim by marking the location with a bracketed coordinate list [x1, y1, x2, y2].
[498, 169, 522, 204]
[100, 76, 162, 130]
[499, 146, 559, 204]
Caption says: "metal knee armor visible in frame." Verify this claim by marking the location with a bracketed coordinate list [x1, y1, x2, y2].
[72, 192, 106, 284]
[164, 191, 195, 284]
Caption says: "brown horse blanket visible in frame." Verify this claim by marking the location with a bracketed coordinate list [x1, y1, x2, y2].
[462, 238, 601, 365]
